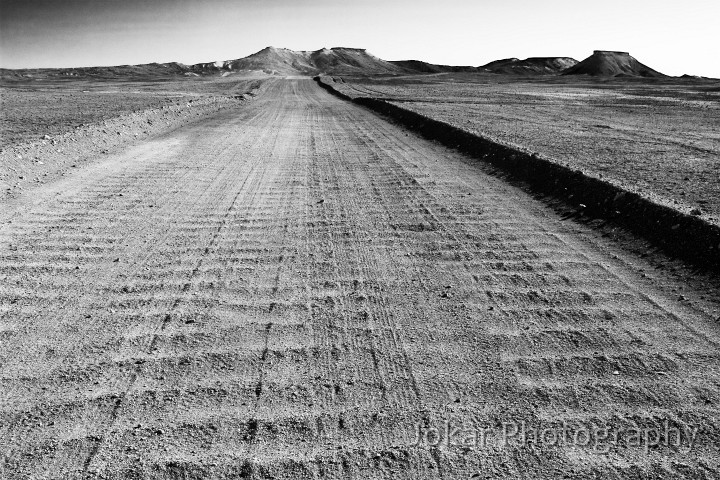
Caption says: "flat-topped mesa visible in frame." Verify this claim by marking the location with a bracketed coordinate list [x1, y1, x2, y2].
[327, 47, 367, 52]
[562, 50, 666, 77]
[594, 50, 630, 56]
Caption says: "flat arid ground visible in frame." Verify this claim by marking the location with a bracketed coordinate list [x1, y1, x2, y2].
[1, 77, 720, 479]
[330, 74, 720, 223]
[0, 76, 265, 145]
[0, 74, 268, 197]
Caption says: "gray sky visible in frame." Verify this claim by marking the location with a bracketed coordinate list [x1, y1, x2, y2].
[1, 0, 718, 77]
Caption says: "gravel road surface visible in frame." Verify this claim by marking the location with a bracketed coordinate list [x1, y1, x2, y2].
[1, 78, 719, 479]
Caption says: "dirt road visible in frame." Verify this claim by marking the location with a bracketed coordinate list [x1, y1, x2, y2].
[1, 78, 719, 479]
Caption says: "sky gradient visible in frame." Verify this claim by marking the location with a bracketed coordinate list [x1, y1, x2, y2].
[1, 0, 718, 77]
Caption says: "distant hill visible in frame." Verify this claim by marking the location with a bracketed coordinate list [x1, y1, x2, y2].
[480, 58, 520, 70]
[387, 57, 577, 76]
[0, 62, 207, 80]
[561, 51, 666, 77]
[222, 47, 317, 75]
[308, 48, 406, 75]
[389, 60, 480, 74]
[481, 57, 578, 75]
[220, 46, 406, 75]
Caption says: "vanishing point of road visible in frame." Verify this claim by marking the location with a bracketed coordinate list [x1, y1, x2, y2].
[1, 78, 719, 479]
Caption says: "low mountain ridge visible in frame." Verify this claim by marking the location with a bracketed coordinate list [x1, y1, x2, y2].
[222, 47, 316, 74]
[0, 47, 404, 80]
[310, 48, 405, 75]
[0, 47, 682, 80]
[481, 57, 578, 75]
[388, 60, 480, 74]
[480, 58, 520, 70]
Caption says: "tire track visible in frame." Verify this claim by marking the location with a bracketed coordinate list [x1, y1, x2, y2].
[80, 117, 274, 473]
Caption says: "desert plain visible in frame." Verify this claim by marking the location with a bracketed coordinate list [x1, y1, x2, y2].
[1, 48, 720, 479]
